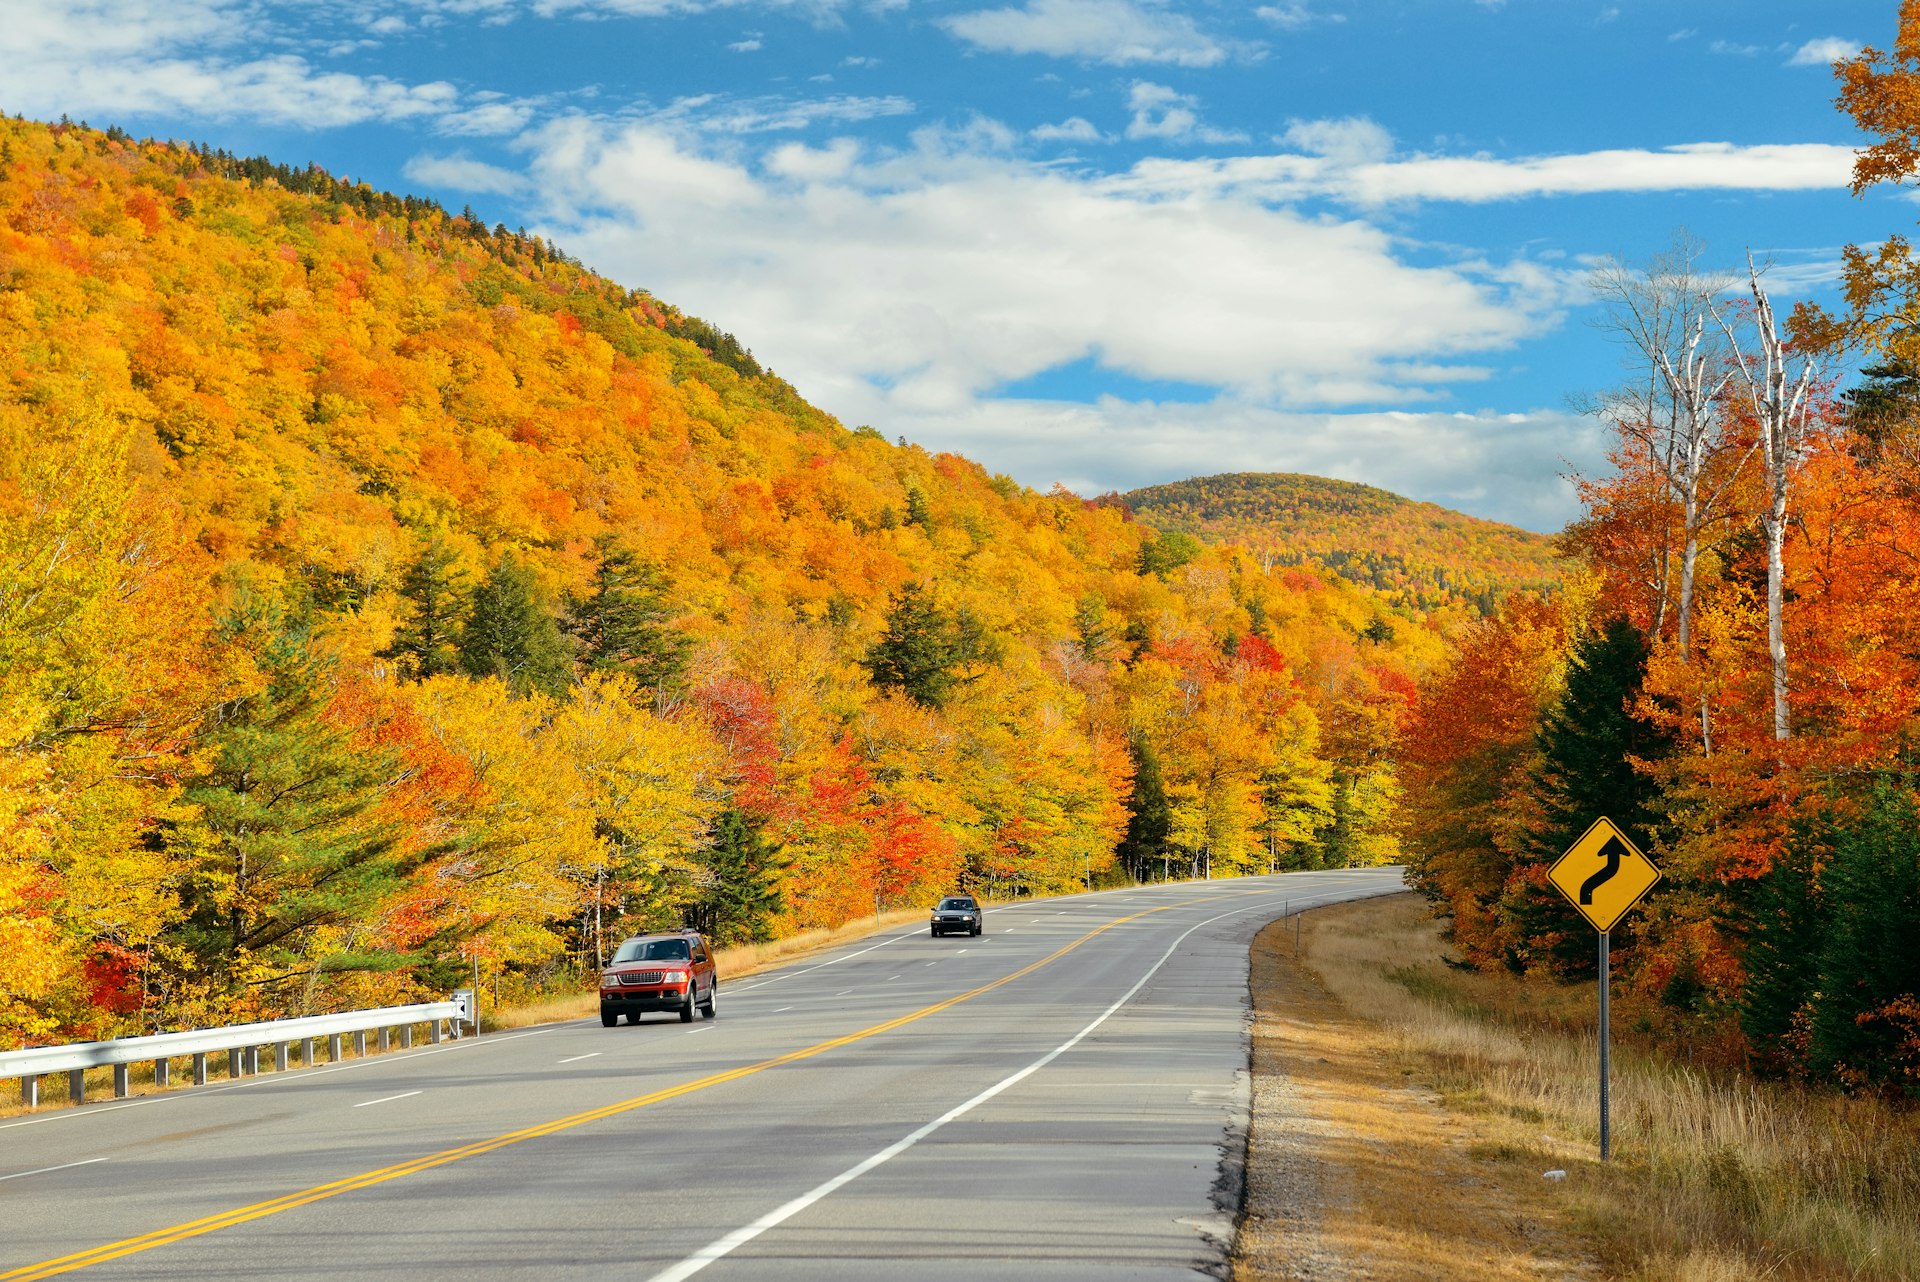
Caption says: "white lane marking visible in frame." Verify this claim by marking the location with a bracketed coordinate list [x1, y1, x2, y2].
[885, 975, 900, 982]
[0, 1028, 559, 1133]
[353, 1091, 423, 1109]
[834, 989, 854, 997]
[558, 1053, 602, 1065]
[0, 1157, 109, 1183]
[956, 949, 968, 955]
[642, 895, 1296, 1282]
[772, 1006, 793, 1014]
[724, 930, 919, 995]
[924, 961, 938, 967]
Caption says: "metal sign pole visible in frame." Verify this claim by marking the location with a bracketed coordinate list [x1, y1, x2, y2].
[1598, 930, 1611, 1162]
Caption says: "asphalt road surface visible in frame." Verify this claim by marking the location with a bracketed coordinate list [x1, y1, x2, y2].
[1, 868, 1405, 1282]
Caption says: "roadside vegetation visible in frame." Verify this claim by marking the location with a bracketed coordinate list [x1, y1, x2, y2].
[1277, 896, 1920, 1282]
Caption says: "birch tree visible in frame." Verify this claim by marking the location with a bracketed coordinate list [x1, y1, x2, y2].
[1719, 258, 1821, 743]
[1588, 234, 1751, 748]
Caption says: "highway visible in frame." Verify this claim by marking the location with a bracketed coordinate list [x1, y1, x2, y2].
[0, 868, 1404, 1281]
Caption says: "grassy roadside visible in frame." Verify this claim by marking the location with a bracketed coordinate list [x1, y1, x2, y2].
[1238, 894, 1920, 1282]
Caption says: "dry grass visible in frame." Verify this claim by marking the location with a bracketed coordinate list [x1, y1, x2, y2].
[1235, 910, 1599, 1282]
[1301, 895, 1920, 1282]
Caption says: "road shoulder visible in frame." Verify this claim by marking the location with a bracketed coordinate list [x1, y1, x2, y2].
[1235, 896, 1601, 1282]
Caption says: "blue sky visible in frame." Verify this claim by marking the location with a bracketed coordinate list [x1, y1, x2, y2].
[5, 0, 1903, 529]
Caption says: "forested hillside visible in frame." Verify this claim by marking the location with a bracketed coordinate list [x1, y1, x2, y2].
[0, 117, 1436, 1045]
[1121, 473, 1563, 619]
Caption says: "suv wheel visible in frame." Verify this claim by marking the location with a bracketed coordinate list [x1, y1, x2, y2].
[699, 983, 716, 1020]
[601, 1009, 618, 1028]
[679, 990, 696, 1023]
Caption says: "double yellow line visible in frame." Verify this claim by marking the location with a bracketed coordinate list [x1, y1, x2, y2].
[6, 900, 1198, 1280]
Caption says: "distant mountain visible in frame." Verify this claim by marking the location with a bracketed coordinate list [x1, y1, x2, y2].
[1121, 473, 1563, 617]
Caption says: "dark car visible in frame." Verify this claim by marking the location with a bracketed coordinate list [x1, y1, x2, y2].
[930, 896, 982, 937]
[599, 931, 717, 1026]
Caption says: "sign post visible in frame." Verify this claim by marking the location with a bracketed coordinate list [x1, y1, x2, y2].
[1547, 816, 1660, 1162]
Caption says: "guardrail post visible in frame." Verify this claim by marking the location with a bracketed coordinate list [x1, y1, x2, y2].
[154, 1057, 170, 1087]
[354, 1031, 367, 1057]
[113, 1064, 130, 1099]
[302, 1037, 317, 1067]
[400, 1025, 413, 1049]
[329, 1034, 342, 1063]
[69, 1069, 84, 1105]
[429, 1020, 442, 1045]
[228, 1048, 242, 1078]
[378, 1028, 390, 1053]
[245, 1045, 259, 1076]
[22, 1075, 38, 1109]
[194, 1053, 208, 1086]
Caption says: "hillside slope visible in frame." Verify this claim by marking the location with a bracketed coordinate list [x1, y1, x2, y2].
[1123, 473, 1563, 617]
[2, 118, 1432, 1042]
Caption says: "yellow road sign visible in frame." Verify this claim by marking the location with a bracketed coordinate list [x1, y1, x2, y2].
[1548, 817, 1660, 934]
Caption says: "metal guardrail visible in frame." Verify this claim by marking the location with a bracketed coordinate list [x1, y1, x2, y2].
[1, 1001, 466, 1110]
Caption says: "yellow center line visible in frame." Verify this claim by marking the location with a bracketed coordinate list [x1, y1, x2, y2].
[4, 894, 1271, 1281]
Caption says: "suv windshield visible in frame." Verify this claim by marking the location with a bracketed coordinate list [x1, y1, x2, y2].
[612, 938, 691, 963]
[938, 898, 976, 911]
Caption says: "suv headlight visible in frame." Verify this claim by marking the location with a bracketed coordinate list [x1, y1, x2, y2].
[662, 969, 689, 983]
[600, 972, 622, 987]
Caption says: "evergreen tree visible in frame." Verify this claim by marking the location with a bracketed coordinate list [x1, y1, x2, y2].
[171, 603, 418, 996]
[1738, 817, 1826, 1075]
[381, 538, 466, 681]
[567, 537, 691, 695]
[1807, 783, 1920, 1090]
[864, 582, 973, 707]
[457, 552, 571, 697]
[1118, 733, 1171, 881]
[1505, 616, 1671, 977]
[688, 808, 789, 946]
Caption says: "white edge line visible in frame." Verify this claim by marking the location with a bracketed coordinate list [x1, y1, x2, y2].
[558, 1053, 602, 1064]
[0, 1157, 109, 1183]
[353, 1090, 423, 1108]
[641, 892, 1306, 1282]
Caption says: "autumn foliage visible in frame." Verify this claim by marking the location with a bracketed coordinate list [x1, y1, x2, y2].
[0, 117, 1427, 1045]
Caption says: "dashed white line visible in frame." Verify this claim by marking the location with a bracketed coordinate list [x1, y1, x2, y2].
[0, 1157, 108, 1183]
[558, 1053, 601, 1065]
[354, 1090, 423, 1108]
[834, 989, 854, 997]
[772, 1006, 793, 1013]
[924, 961, 938, 967]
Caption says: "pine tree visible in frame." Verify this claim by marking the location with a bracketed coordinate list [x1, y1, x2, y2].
[1738, 818, 1825, 1076]
[1807, 782, 1920, 1089]
[170, 604, 416, 998]
[566, 537, 690, 695]
[689, 808, 789, 945]
[865, 583, 962, 707]
[1494, 617, 1671, 977]
[381, 538, 466, 682]
[458, 552, 571, 697]
[1119, 734, 1171, 881]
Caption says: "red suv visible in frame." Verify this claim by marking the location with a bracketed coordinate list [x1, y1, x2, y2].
[599, 931, 717, 1026]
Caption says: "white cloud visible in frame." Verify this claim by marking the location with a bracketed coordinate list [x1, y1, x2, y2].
[1280, 115, 1392, 165]
[1668, 28, 1696, 42]
[940, 0, 1231, 67]
[729, 36, 763, 51]
[1787, 36, 1862, 67]
[1125, 82, 1245, 143]
[0, 0, 467, 129]
[1113, 141, 1857, 206]
[403, 151, 530, 194]
[1709, 39, 1760, 57]
[1031, 116, 1102, 142]
[522, 115, 1559, 424]
[1255, 3, 1343, 28]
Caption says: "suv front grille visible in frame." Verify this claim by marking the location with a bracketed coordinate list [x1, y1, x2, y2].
[623, 971, 664, 985]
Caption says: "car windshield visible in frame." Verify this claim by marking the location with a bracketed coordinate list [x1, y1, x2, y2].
[612, 938, 691, 963]
[938, 898, 976, 910]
